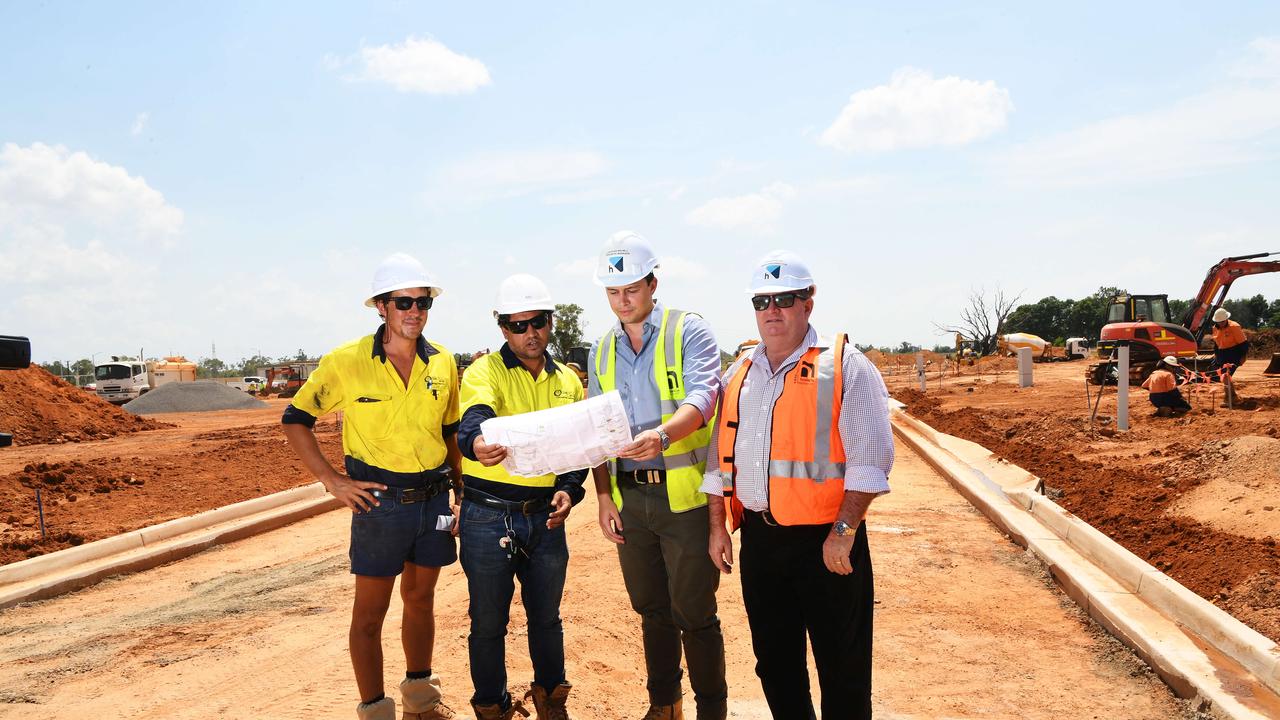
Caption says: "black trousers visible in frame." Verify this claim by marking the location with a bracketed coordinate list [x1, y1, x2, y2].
[740, 511, 873, 720]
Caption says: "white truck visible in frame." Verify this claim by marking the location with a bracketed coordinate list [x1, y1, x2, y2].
[94, 356, 196, 404]
[221, 376, 267, 393]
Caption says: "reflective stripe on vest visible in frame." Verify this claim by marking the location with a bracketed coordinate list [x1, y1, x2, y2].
[718, 334, 847, 530]
[594, 307, 712, 512]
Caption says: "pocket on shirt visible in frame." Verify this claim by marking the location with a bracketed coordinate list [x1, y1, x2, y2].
[345, 393, 396, 440]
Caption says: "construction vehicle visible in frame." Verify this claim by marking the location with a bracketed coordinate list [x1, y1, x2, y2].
[0, 336, 31, 448]
[261, 364, 307, 399]
[1088, 251, 1280, 384]
[94, 356, 196, 404]
[998, 334, 1089, 362]
[954, 334, 978, 365]
[563, 346, 591, 388]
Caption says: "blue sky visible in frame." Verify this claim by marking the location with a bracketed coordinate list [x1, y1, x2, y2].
[4, 2, 1280, 364]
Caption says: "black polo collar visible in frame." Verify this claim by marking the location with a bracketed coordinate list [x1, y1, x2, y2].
[372, 324, 436, 364]
[499, 343, 558, 374]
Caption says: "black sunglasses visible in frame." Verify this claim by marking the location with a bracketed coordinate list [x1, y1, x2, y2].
[751, 290, 811, 312]
[500, 312, 551, 334]
[389, 295, 433, 311]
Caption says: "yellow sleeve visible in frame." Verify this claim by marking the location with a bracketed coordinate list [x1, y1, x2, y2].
[290, 353, 346, 417]
[461, 355, 501, 415]
[445, 354, 461, 425]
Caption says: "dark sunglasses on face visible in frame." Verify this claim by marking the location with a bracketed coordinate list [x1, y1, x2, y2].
[389, 295, 433, 311]
[751, 290, 812, 312]
[500, 312, 550, 334]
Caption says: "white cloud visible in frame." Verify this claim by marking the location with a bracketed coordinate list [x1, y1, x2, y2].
[656, 255, 708, 281]
[1230, 37, 1280, 80]
[428, 150, 608, 206]
[685, 182, 796, 234]
[0, 142, 184, 283]
[820, 67, 1013, 153]
[332, 36, 491, 94]
[553, 257, 596, 278]
[131, 112, 149, 137]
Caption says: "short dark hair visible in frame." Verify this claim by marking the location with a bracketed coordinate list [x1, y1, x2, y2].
[373, 292, 391, 305]
[644, 272, 656, 285]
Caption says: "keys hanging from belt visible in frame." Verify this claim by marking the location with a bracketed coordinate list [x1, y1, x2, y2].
[499, 514, 530, 567]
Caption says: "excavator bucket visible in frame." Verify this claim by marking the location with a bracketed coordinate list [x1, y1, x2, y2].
[1264, 353, 1280, 375]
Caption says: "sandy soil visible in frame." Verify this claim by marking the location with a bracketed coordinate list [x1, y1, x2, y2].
[884, 355, 1280, 645]
[0, 441, 1191, 719]
[0, 400, 342, 562]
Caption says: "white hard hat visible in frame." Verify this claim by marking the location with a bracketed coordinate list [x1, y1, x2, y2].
[1213, 308, 1230, 322]
[748, 250, 815, 294]
[366, 253, 441, 307]
[593, 231, 661, 287]
[1162, 355, 1179, 367]
[494, 273, 555, 317]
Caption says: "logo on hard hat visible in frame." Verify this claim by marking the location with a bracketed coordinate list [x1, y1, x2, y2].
[765, 264, 782, 279]
[608, 255, 625, 273]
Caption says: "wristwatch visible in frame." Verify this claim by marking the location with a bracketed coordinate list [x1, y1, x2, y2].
[832, 520, 856, 536]
[654, 426, 671, 451]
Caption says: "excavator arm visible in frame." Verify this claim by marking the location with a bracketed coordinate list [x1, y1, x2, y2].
[1182, 251, 1280, 340]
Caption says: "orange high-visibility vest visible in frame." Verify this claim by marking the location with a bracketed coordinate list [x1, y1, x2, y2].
[718, 334, 847, 531]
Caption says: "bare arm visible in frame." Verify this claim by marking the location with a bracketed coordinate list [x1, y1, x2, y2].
[281, 422, 385, 512]
[822, 490, 877, 575]
[593, 463, 624, 544]
[708, 496, 733, 574]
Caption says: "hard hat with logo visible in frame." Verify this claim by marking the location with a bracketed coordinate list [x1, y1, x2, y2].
[1213, 308, 1231, 322]
[1162, 355, 1180, 368]
[365, 253, 442, 307]
[593, 230, 661, 287]
[495, 273, 555, 317]
[748, 250, 815, 294]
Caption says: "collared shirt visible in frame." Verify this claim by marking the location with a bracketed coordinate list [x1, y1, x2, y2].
[1142, 369, 1178, 394]
[700, 325, 893, 511]
[284, 325, 459, 480]
[458, 343, 588, 503]
[586, 302, 721, 471]
[1212, 321, 1247, 350]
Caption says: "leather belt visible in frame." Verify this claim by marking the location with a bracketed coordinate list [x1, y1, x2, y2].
[462, 487, 551, 515]
[743, 508, 780, 526]
[373, 476, 450, 505]
[617, 468, 666, 485]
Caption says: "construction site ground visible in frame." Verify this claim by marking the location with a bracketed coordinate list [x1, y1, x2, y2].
[0, 438, 1194, 719]
[880, 355, 1280, 647]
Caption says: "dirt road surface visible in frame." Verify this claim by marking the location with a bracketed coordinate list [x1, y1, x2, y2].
[0, 441, 1190, 719]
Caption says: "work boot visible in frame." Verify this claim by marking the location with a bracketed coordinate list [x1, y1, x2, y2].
[471, 697, 529, 720]
[357, 697, 397, 720]
[400, 675, 467, 719]
[640, 698, 684, 720]
[524, 682, 573, 720]
[1155, 406, 1173, 417]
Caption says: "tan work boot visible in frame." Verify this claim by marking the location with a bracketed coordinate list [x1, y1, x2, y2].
[357, 697, 397, 720]
[640, 698, 684, 720]
[471, 697, 530, 720]
[524, 682, 573, 720]
[400, 675, 467, 719]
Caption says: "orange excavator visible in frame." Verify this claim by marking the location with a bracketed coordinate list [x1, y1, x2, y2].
[1088, 251, 1280, 384]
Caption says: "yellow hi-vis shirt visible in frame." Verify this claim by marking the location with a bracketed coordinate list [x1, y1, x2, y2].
[291, 328, 459, 475]
[460, 347, 584, 487]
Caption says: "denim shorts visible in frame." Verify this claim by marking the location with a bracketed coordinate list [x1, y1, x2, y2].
[349, 487, 457, 576]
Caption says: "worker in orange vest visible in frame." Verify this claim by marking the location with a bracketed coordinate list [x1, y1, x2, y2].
[1140, 356, 1191, 417]
[702, 250, 893, 720]
[1209, 307, 1249, 376]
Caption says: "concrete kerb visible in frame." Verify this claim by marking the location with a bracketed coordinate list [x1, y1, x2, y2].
[0, 482, 342, 609]
[891, 408, 1280, 715]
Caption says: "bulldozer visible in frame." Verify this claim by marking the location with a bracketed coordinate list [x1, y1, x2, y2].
[1088, 251, 1280, 384]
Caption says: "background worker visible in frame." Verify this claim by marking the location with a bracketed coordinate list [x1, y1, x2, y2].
[1141, 356, 1191, 416]
[282, 253, 464, 720]
[703, 250, 893, 720]
[457, 274, 586, 720]
[587, 231, 727, 720]
[1209, 307, 1250, 375]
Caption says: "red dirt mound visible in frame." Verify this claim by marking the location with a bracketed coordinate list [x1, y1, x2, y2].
[1248, 328, 1279, 358]
[0, 366, 166, 445]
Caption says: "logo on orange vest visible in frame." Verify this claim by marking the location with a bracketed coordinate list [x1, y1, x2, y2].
[796, 360, 817, 384]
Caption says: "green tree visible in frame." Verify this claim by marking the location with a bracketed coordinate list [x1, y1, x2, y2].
[1005, 296, 1073, 341]
[198, 357, 228, 377]
[894, 341, 920, 354]
[549, 303, 587, 361]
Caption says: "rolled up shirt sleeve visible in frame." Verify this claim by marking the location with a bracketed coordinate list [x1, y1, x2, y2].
[839, 350, 894, 495]
[678, 315, 722, 424]
[700, 389, 726, 497]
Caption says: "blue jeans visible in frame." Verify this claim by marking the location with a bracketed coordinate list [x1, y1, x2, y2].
[459, 498, 569, 706]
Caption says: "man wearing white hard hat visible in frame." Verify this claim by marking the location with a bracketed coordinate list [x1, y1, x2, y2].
[1141, 355, 1191, 416]
[702, 250, 893, 720]
[283, 252, 465, 720]
[456, 274, 586, 720]
[1209, 307, 1250, 377]
[587, 231, 727, 720]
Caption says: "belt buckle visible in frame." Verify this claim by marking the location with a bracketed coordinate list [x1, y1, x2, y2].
[643, 470, 662, 485]
[761, 510, 779, 526]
